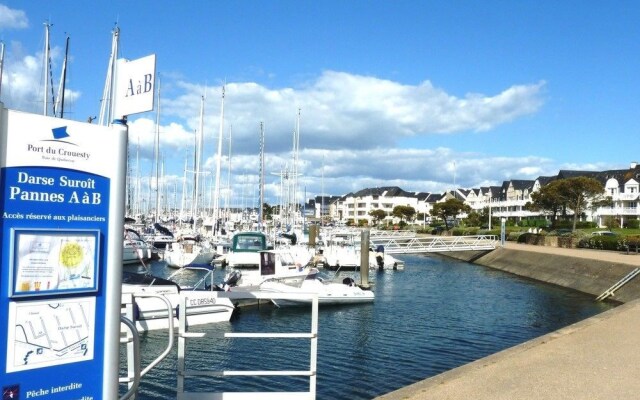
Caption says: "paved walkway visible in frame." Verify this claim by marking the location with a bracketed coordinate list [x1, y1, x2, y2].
[502, 241, 640, 266]
[375, 244, 640, 400]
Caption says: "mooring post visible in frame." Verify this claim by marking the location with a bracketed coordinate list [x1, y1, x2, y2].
[309, 224, 317, 247]
[360, 230, 370, 288]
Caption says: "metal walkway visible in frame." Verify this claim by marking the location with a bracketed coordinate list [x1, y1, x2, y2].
[370, 235, 498, 254]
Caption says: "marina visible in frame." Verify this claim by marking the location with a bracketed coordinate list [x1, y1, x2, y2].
[1, 5, 637, 399]
[120, 252, 613, 399]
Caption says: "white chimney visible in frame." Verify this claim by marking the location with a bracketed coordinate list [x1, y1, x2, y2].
[632, 161, 638, 169]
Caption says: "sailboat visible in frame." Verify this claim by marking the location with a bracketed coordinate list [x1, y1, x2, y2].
[164, 95, 216, 268]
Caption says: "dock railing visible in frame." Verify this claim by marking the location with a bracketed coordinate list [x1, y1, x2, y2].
[371, 234, 498, 254]
[120, 293, 175, 398]
[176, 291, 319, 400]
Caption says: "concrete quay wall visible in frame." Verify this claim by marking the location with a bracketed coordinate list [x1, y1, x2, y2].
[374, 243, 640, 400]
[440, 244, 640, 303]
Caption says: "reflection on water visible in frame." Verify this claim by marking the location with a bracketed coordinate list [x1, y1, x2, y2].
[122, 253, 613, 399]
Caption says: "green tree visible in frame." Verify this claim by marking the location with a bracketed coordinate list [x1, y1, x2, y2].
[559, 177, 605, 231]
[463, 210, 482, 227]
[262, 202, 273, 220]
[527, 180, 566, 225]
[391, 205, 416, 224]
[528, 177, 604, 231]
[430, 198, 471, 230]
[368, 209, 387, 225]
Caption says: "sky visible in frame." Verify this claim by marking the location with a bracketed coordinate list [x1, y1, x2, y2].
[0, 1, 639, 212]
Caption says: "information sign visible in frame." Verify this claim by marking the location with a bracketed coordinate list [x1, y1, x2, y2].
[0, 105, 127, 399]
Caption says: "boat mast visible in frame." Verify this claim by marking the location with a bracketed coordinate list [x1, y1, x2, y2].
[180, 157, 187, 222]
[43, 22, 51, 116]
[99, 26, 119, 125]
[153, 79, 161, 223]
[212, 86, 225, 233]
[321, 153, 325, 226]
[292, 108, 301, 227]
[258, 122, 265, 229]
[225, 125, 232, 225]
[0, 41, 5, 100]
[54, 35, 69, 118]
[193, 95, 205, 231]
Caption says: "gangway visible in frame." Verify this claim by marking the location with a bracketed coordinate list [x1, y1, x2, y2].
[177, 291, 319, 400]
[369, 229, 417, 240]
[370, 235, 498, 254]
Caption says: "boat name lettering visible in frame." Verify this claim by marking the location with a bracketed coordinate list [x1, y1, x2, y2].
[190, 297, 217, 306]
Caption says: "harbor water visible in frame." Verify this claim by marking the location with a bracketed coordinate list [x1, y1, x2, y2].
[121, 253, 614, 399]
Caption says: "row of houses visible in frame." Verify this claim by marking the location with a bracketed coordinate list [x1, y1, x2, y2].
[305, 161, 640, 228]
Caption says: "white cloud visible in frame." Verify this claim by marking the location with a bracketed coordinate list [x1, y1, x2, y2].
[0, 4, 28, 30]
[148, 71, 546, 162]
[0, 41, 81, 115]
[0, 40, 553, 205]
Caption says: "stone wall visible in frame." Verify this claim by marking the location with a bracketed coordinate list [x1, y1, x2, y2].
[519, 234, 577, 248]
[441, 248, 640, 303]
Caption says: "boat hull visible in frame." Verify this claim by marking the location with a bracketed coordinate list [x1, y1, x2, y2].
[164, 245, 216, 268]
[121, 285, 235, 332]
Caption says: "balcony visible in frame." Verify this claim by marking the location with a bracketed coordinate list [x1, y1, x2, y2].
[597, 207, 640, 216]
[611, 193, 639, 201]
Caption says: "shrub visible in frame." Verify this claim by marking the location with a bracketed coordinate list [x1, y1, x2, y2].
[627, 219, 640, 229]
[578, 235, 627, 251]
[507, 231, 525, 242]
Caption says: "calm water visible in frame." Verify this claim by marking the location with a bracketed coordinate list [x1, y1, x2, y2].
[121, 253, 614, 399]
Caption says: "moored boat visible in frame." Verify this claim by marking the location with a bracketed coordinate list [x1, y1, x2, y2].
[164, 231, 217, 268]
[123, 228, 154, 265]
[121, 266, 234, 332]
[259, 267, 375, 306]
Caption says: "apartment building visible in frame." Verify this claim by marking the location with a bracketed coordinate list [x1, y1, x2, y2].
[325, 162, 640, 228]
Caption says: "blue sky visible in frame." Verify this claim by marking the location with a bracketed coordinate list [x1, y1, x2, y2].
[1, 1, 639, 211]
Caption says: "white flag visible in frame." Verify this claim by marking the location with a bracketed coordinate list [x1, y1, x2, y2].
[113, 54, 156, 119]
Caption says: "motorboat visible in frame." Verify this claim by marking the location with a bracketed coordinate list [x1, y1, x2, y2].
[164, 231, 217, 269]
[218, 231, 270, 270]
[370, 245, 404, 270]
[320, 230, 361, 271]
[259, 267, 375, 306]
[223, 248, 311, 290]
[121, 265, 235, 332]
[123, 228, 154, 265]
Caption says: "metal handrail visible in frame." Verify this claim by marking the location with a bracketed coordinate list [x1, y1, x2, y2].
[596, 268, 640, 301]
[119, 316, 140, 400]
[177, 291, 319, 400]
[120, 292, 175, 391]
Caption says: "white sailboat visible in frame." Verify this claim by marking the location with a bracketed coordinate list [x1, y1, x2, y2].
[164, 95, 216, 268]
